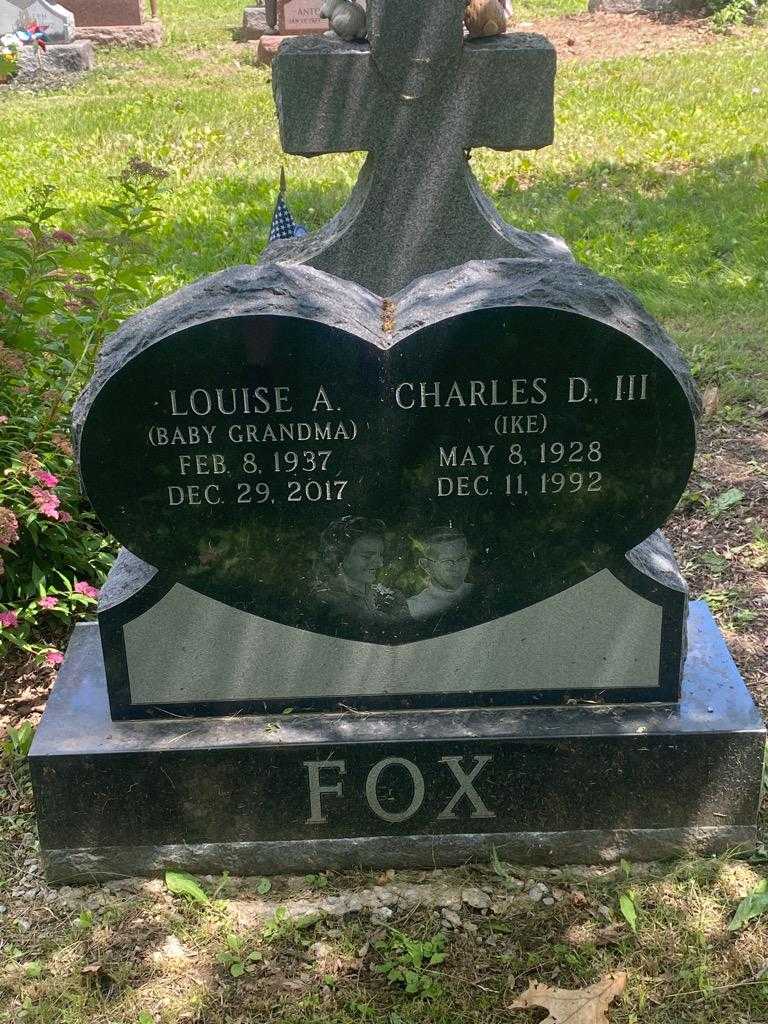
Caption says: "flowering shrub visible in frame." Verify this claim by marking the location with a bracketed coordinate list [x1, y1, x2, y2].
[0, 34, 21, 79]
[0, 166, 168, 664]
[1, 22, 47, 80]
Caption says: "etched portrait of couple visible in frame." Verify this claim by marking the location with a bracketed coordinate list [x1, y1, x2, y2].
[311, 515, 475, 624]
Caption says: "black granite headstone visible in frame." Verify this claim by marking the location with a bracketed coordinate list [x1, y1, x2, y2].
[76, 260, 696, 717]
[29, 0, 765, 879]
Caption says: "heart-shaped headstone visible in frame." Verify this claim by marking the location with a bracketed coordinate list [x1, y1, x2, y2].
[76, 259, 697, 644]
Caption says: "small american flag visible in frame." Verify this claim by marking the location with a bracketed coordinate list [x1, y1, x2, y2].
[269, 167, 308, 242]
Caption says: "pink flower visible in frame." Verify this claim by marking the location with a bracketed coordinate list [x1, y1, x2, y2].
[74, 581, 100, 599]
[0, 348, 25, 373]
[32, 469, 59, 488]
[0, 610, 19, 629]
[51, 230, 75, 245]
[45, 650, 64, 666]
[38, 596, 59, 610]
[59, 510, 72, 524]
[0, 415, 8, 424]
[0, 507, 19, 547]
[29, 486, 61, 520]
[14, 226, 34, 241]
[51, 433, 74, 457]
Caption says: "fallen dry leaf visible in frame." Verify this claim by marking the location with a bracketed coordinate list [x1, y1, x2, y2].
[510, 972, 627, 1024]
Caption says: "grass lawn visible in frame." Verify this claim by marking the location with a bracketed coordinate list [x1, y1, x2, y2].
[1, 5, 768, 1024]
[0, 2, 766, 405]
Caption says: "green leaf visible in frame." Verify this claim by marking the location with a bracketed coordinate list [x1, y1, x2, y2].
[24, 961, 42, 979]
[137, 1013, 155, 1024]
[296, 911, 322, 929]
[729, 879, 768, 930]
[230, 960, 245, 978]
[619, 892, 638, 933]
[256, 877, 271, 895]
[708, 487, 744, 518]
[164, 870, 209, 904]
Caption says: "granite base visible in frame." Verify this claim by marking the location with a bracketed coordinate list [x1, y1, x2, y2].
[30, 603, 765, 883]
[17, 40, 94, 76]
[74, 21, 164, 47]
[256, 34, 288, 64]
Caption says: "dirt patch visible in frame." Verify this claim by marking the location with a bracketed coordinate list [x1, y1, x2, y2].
[665, 407, 768, 716]
[0, 650, 55, 735]
[516, 12, 718, 62]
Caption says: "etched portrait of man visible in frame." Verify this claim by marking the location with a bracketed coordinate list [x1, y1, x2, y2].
[408, 525, 474, 620]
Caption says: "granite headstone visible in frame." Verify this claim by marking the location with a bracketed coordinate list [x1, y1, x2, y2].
[30, 0, 765, 881]
[64, 0, 143, 26]
[77, 260, 695, 716]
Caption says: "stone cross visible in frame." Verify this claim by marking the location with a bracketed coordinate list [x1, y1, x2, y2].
[270, 0, 569, 295]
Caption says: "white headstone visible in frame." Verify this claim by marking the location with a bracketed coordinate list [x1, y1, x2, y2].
[0, 0, 75, 44]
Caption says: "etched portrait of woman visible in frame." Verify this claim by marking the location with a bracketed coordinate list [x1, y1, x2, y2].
[312, 516, 408, 623]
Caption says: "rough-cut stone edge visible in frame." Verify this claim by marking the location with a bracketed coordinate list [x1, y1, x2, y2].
[72, 262, 383, 458]
[40, 826, 758, 883]
[76, 257, 699, 632]
[98, 548, 157, 612]
[74, 257, 700, 459]
[628, 531, 686, 594]
[74, 20, 164, 47]
[393, 258, 701, 421]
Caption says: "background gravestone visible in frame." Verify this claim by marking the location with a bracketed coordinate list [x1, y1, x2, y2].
[242, 0, 367, 41]
[65, 0, 164, 46]
[279, 0, 332, 34]
[29, 0, 765, 882]
[0, 0, 95, 76]
[64, 0, 143, 25]
[0, 0, 75, 42]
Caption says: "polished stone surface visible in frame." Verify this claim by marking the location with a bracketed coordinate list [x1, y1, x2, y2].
[100, 533, 687, 716]
[268, 0, 570, 294]
[122, 570, 664, 703]
[77, 260, 697, 659]
[30, 603, 766, 881]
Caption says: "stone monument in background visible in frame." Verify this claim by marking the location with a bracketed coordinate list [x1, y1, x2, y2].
[0, 0, 94, 75]
[241, 0, 367, 64]
[29, 0, 765, 882]
[0, 0, 74, 41]
[65, 0, 163, 46]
